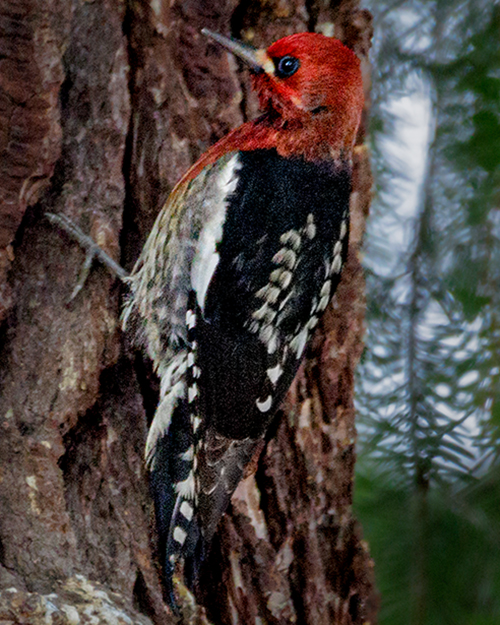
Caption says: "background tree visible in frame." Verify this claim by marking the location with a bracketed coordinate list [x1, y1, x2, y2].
[356, 2, 500, 624]
[0, 1, 375, 623]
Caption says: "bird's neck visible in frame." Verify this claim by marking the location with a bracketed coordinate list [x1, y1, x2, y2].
[181, 112, 356, 185]
[224, 112, 357, 160]
[262, 110, 358, 161]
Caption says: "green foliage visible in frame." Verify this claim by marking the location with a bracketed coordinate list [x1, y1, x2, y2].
[355, 465, 500, 625]
[356, 1, 500, 623]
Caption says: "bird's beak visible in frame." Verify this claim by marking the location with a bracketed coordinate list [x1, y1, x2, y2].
[201, 29, 274, 75]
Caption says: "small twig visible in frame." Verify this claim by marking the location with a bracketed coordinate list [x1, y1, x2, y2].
[46, 212, 129, 302]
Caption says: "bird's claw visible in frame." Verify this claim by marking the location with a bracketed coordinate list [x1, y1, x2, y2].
[45, 212, 128, 303]
[69, 248, 95, 303]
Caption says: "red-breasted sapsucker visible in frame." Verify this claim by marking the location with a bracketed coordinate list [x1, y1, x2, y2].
[123, 29, 364, 605]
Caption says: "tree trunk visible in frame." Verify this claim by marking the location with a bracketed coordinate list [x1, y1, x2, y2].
[0, 1, 376, 623]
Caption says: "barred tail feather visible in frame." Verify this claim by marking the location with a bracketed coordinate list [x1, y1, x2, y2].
[150, 397, 203, 605]
[148, 292, 206, 606]
[149, 433, 178, 606]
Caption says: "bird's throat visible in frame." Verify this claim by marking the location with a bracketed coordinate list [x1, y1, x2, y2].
[181, 113, 355, 186]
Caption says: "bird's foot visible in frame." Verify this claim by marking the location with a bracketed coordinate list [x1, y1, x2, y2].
[172, 574, 212, 624]
[45, 212, 129, 302]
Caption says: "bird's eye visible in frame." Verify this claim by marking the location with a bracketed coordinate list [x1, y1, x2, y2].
[275, 56, 300, 78]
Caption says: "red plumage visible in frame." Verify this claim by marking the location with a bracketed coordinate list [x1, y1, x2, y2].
[180, 32, 363, 182]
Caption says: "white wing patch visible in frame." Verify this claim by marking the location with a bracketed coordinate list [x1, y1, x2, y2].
[175, 471, 196, 499]
[191, 154, 241, 312]
[290, 326, 309, 358]
[267, 362, 283, 385]
[173, 526, 187, 545]
[180, 500, 194, 521]
[256, 395, 273, 413]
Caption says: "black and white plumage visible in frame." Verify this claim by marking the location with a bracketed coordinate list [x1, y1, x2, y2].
[123, 147, 352, 597]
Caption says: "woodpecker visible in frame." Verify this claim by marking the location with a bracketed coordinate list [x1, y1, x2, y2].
[123, 29, 364, 604]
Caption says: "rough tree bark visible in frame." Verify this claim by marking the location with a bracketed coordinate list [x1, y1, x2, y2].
[0, 1, 376, 624]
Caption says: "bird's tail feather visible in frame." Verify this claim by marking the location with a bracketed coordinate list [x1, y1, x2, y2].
[150, 396, 204, 602]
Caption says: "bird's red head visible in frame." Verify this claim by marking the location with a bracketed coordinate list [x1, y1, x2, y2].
[257, 34, 362, 124]
[203, 30, 364, 160]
